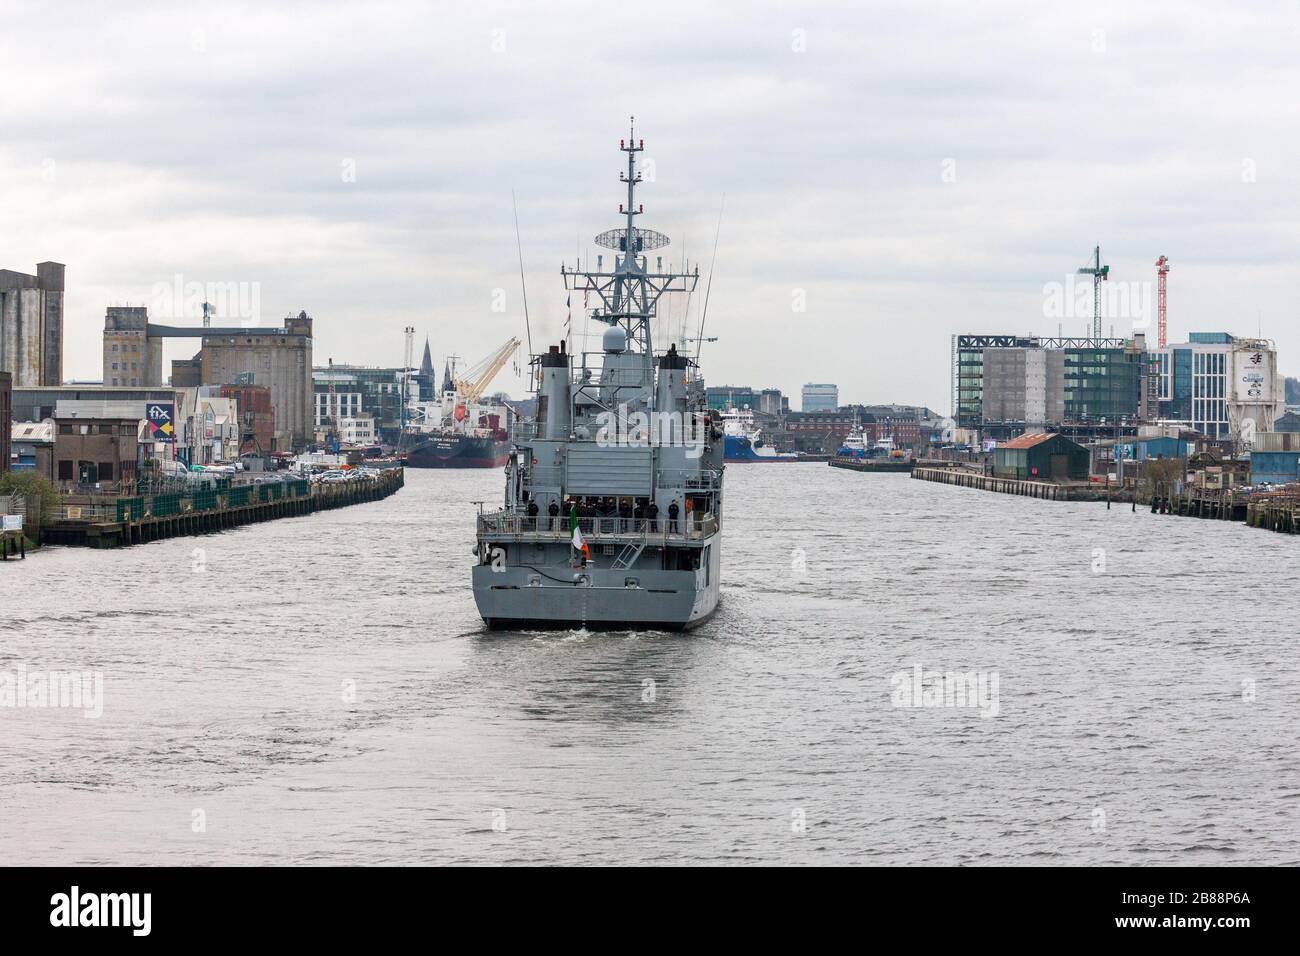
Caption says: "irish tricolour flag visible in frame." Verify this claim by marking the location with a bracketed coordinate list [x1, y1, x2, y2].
[569, 508, 589, 562]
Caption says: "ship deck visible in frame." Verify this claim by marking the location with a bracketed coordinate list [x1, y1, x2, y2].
[477, 511, 718, 546]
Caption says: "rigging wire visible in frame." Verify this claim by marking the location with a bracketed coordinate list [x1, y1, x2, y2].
[694, 193, 725, 362]
[512, 188, 533, 359]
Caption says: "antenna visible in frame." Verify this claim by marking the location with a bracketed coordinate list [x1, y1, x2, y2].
[694, 193, 726, 361]
[512, 189, 533, 357]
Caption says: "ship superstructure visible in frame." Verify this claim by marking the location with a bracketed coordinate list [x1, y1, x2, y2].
[472, 123, 724, 630]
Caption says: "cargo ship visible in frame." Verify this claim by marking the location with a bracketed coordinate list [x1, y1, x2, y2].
[405, 431, 509, 468]
[401, 338, 518, 469]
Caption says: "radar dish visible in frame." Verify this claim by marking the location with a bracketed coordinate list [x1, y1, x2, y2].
[594, 227, 670, 252]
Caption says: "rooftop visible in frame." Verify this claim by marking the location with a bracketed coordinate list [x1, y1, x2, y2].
[1001, 432, 1060, 449]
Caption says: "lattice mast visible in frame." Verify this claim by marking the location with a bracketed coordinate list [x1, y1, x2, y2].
[559, 118, 699, 404]
[1155, 255, 1170, 348]
[1077, 245, 1110, 341]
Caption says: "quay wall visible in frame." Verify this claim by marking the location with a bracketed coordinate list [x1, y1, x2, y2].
[40, 468, 404, 549]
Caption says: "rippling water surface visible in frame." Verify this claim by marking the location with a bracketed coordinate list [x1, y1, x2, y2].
[2, 465, 1297, 865]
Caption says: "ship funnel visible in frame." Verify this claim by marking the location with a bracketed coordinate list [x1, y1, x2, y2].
[540, 342, 572, 439]
[655, 342, 690, 414]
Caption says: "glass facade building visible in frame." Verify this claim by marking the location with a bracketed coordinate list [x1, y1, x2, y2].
[953, 335, 1146, 432]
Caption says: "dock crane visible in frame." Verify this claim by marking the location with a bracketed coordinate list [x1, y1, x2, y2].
[1155, 256, 1170, 348]
[1077, 245, 1110, 341]
[454, 337, 521, 403]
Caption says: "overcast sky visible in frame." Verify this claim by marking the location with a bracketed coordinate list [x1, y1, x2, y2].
[2, 0, 1297, 410]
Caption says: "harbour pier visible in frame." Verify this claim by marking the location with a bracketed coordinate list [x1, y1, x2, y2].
[828, 458, 913, 473]
[41, 467, 404, 549]
[909, 464, 1107, 501]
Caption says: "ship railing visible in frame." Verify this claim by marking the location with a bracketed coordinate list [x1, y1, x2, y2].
[656, 468, 722, 491]
[477, 511, 719, 541]
[512, 421, 542, 443]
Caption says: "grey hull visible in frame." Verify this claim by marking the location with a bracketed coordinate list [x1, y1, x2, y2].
[472, 536, 721, 631]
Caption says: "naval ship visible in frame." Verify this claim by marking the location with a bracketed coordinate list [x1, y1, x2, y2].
[472, 124, 724, 630]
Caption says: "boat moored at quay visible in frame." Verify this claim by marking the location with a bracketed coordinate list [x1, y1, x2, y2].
[472, 124, 724, 630]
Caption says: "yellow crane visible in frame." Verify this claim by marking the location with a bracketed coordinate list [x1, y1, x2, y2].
[454, 337, 521, 403]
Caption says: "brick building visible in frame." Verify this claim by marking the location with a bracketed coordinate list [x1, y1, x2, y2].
[53, 414, 141, 490]
[219, 383, 275, 455]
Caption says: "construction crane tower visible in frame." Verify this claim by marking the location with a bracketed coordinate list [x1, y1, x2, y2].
[1155, 256, 1170, 348]
[1077, 245, 1110, 341]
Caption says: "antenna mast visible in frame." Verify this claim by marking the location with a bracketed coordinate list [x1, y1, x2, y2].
[559, 119, 699, 396]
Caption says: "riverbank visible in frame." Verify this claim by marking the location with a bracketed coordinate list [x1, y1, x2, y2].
[41, 467, 404, 549]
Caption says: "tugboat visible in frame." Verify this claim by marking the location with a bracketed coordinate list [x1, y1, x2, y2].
[472, 122, 724, 630]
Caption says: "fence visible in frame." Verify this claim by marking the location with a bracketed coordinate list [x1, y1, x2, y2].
[63, 479, 315, 524]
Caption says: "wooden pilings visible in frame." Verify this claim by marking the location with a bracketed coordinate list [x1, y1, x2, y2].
[910, 466, 1069, 500]
[1245, 499, 1300, 534]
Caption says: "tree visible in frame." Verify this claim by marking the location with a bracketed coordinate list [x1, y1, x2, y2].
[0, 471, 60, 518]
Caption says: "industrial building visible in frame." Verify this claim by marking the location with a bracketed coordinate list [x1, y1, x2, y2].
[1155, 333, 1283, 438]
[802, 383, 838, 412]
[9, 421, 53, 476]
[0, 262, 65, 386]
[10, 385, 181, 424]
[0, 372, 10, 474]
[101, 308, 314, 450]
[103, 306, 162, 387]
[51, 403, 143, 490]
[993, 432, 1089, 481]
[1248, 431, 1300, 485]
[219, 383, 274, 455]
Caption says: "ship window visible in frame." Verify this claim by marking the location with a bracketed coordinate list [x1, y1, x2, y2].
[528, 575, 541, 587]
[624, 578, 639, 588]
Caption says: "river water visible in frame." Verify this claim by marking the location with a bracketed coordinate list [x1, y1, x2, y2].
[1, 464, 1296, 865]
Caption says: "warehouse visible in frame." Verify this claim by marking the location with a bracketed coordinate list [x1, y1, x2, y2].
[993, 432, 1089, 481]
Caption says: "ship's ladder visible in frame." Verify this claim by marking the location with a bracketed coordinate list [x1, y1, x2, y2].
[612, 530, 648, 570]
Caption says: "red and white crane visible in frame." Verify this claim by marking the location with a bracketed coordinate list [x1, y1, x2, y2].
[1155, 255, 1170, 348]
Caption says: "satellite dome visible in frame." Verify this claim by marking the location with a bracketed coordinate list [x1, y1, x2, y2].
[602, 325, 627, 353]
